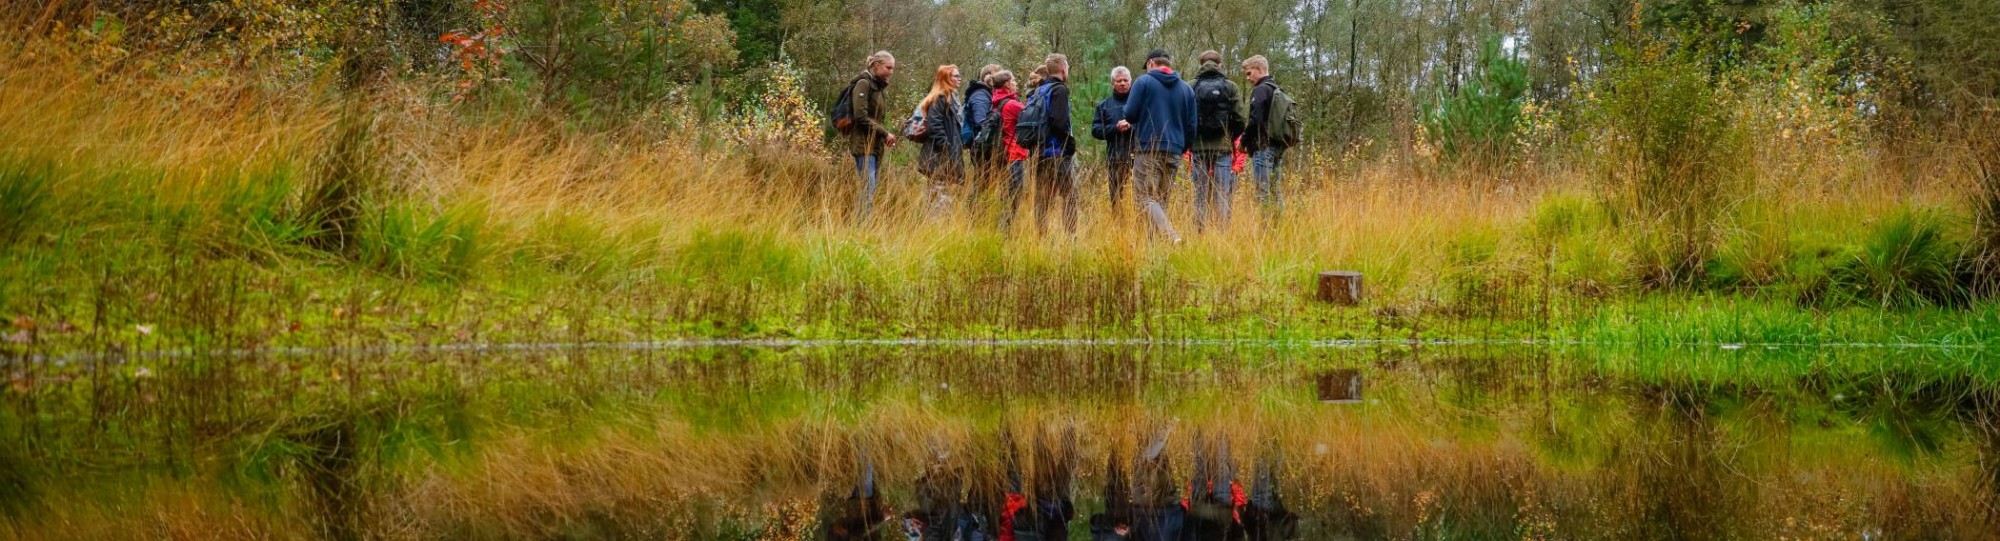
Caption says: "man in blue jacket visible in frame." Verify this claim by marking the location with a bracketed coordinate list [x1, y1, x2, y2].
[1091, 66, 1136, 216]
[1121, 49, 1198, 244]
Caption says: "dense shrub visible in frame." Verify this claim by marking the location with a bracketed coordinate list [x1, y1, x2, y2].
[1589, 42, 1748, 289]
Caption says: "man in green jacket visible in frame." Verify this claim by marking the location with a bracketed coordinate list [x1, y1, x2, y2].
[844, 51, 899, 222]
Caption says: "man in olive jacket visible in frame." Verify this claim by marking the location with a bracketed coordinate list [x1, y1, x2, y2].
[844, 51, 899, 222]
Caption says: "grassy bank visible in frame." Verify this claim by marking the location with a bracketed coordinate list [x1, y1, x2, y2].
[3, 55, 1998, 354]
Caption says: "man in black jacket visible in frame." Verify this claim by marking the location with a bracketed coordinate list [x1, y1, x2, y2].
[1032, 53, 1080, 236]
[1190, 50, 1245, 233]
[1240, 55, 1285, 222]
[1091, 66, 1137, 216]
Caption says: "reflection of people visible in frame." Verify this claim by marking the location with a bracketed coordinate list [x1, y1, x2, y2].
[1184, 434, 1246, 540]
[1017, 426, 1078, 541]
[1088, 449, 1133, 540]
[1129, 429, 1185, 541]
[821, 429, 1294, 541]
[909, 447, 964, 541]
[1241, 449, 1300, 541]
[961, 431, 1012, 541]
[824, 458, 894, 540]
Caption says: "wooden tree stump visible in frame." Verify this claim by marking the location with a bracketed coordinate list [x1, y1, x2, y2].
[1317, 271, 1363, 305]
[1316, 369, 1364, 403]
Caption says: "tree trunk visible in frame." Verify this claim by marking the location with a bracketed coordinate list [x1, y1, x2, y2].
[1343, 0, 1360, 147]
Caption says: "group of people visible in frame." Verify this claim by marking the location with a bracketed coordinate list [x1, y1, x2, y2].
[822, 430, 1300, 541]
[831, 48, 1301, 243]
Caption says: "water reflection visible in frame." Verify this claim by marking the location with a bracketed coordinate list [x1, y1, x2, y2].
[10, 344, 2000, 538]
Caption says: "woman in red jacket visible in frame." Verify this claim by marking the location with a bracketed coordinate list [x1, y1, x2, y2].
[992, 70, 1031, 233]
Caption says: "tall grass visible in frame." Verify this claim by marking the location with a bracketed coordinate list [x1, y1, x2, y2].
[0, 42, 1993, 350]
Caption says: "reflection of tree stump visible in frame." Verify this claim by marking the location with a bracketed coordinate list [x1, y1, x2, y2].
[1316, 369, 1363, 403]
[1317, 271, 1363, 305]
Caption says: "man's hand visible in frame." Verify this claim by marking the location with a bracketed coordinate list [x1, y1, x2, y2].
[886, 134, 899, 147]
[1117, 119, 1131, 132]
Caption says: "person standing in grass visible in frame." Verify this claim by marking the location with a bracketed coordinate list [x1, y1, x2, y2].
[842, 51, 898, 223]
[1189, 50, 1246, 233]
[1240, 55, 1289, 223]
[1030, 54, 1081, 237]
[917, 65, 968, 219]
[1121, 49, 1198, 244]
[964, 64, 1004, 200]
[1091, 66, 1137, 217]
[992, 70, 1031, 233]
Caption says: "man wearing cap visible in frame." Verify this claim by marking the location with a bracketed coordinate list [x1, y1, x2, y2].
[1119, 49, 1199, 244]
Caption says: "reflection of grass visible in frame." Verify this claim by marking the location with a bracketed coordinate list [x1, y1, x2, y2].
[6, 346, 1999, 539]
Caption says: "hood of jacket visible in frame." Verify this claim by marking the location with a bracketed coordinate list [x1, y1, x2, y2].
[992, 87, 1018, 104]
[964, 80, 991, 97]
[1196, 63, 1228, 80]
[1145, 69, 1181, 86]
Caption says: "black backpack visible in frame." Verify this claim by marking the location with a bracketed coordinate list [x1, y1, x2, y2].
[1195, 77, 1237, 138]
[972, 95, 1014, 153]
[828, 76, 866, 134]
[1013, 84, 1055, 151]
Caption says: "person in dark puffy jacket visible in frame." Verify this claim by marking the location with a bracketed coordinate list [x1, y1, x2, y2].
[917, 65, 967, 219]
[1091, 66, 1137, 216]
[1120, 49, 1199, 244]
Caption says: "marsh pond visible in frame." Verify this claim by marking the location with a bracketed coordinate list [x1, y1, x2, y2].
[5, 343, 2000, 540]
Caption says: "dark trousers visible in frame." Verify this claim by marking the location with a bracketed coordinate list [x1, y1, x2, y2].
[1106, 159, 1132, 215]
[1033, 155, 1079, 236]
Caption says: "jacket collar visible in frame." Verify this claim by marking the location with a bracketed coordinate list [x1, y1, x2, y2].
[862, 71, 888, 88]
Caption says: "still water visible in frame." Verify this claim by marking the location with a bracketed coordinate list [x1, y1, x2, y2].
[8, 343, 2000, 539]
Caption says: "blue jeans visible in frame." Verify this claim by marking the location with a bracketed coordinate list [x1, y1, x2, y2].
[853, 155, 880, 222]
[1252, 148, 1284, 220]
[1191, 151, 1235, 232]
